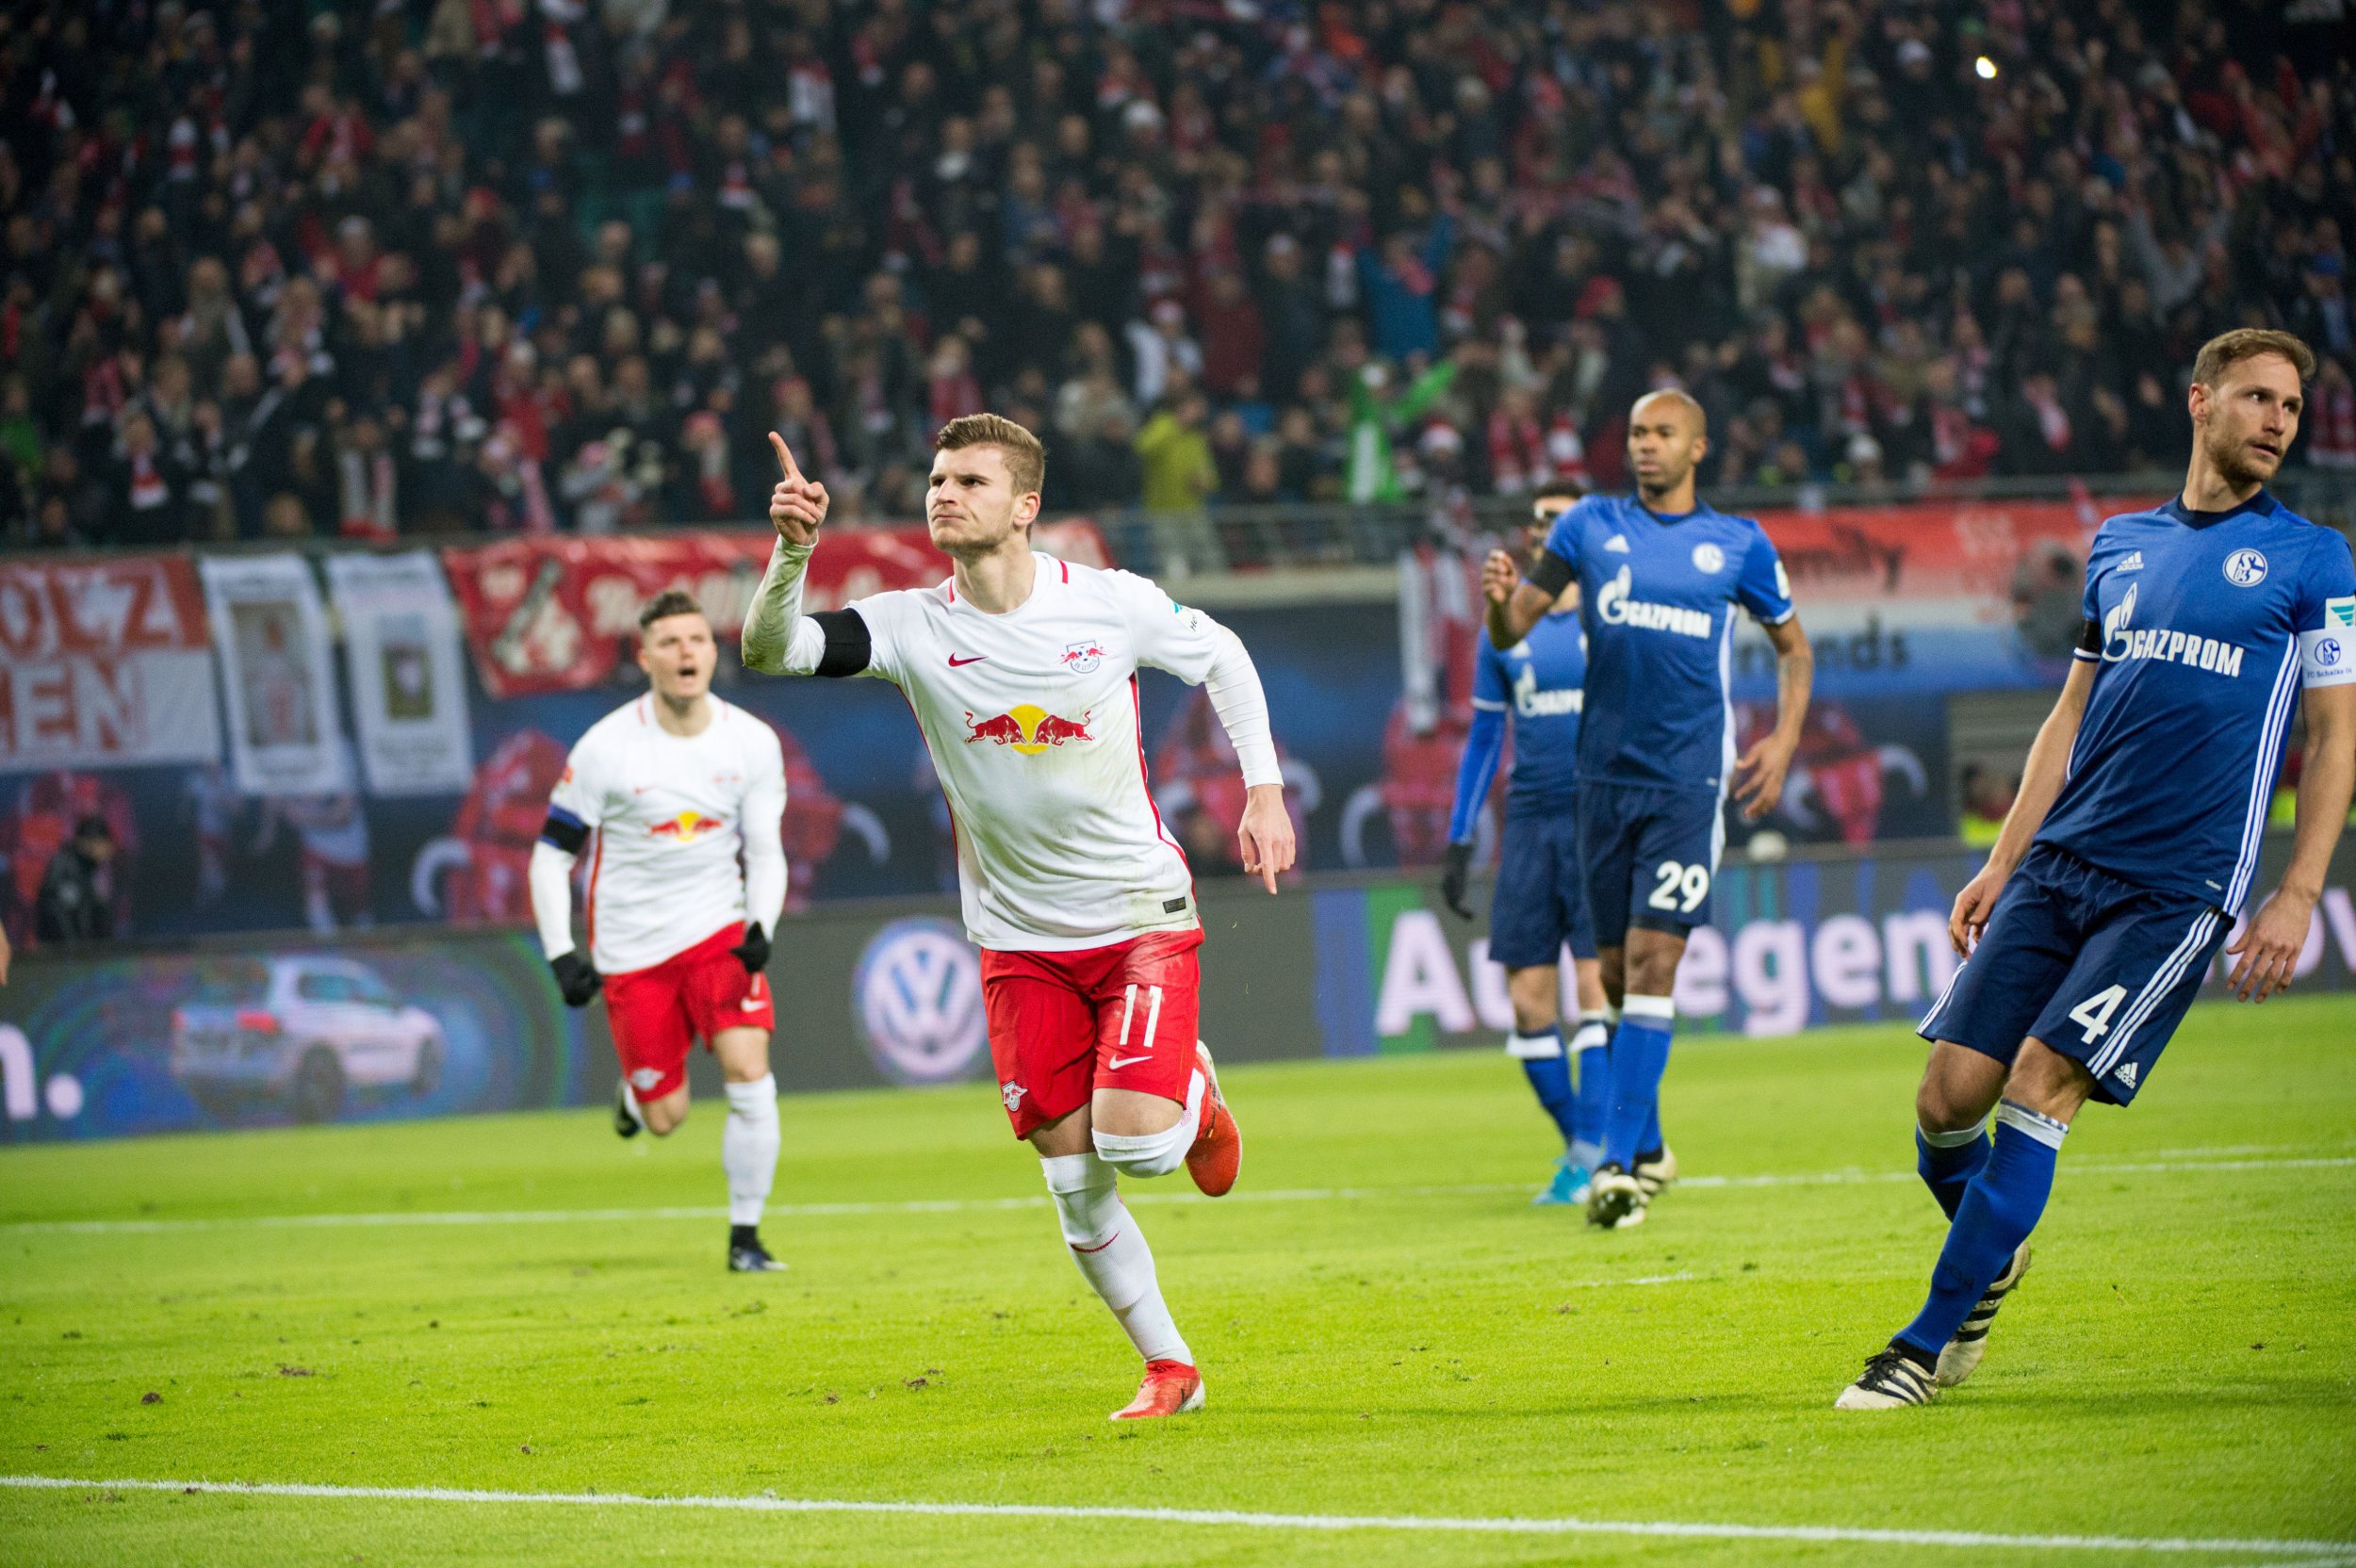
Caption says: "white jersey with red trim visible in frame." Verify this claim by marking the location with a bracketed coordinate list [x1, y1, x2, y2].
[546, 694, 787, 973]
[849, 555, 1252, 952]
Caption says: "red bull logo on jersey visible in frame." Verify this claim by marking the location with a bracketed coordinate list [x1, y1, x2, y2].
[647, 810, 728, 841]
[1060, 640, 1105, 674]
[963, 705, 1094, 756]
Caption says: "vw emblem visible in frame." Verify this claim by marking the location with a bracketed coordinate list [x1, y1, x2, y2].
[1692, 543, 1726, 574]
[851, 918, 988, 1085]
[2222, 548, 2267, 587]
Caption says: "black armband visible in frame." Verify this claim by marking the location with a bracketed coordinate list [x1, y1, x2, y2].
[810, 608, 873, 678]
[1526, 547, 1577, 598]
[538, 808, 589, 856]
[2074, 616, 2102, 659]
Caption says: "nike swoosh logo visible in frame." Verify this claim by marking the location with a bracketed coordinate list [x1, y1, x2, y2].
[740, 995, 765, 1011]
[948, 654, 988, 666]
[1106, 1054, 1153, 1070]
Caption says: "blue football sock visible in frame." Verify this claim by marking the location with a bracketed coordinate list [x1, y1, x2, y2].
[1895, 1107, 2063, 1360]
[1638, 1103, 1662, 1158]
[1917, 1118, 1991, 1220]
[1508, 1028, 1577, 1148]
[1602, 995, 1675, 1169]
[1567, 1020, 1611, 1167]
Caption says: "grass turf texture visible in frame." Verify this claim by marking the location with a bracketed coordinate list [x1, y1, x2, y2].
[2, 998, 2352, 1567]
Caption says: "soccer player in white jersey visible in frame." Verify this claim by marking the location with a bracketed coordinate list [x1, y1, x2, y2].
[1836, 329, 2356, 1408]
[529, 591, 794, 1275]
[743, 413, 1295, 1420]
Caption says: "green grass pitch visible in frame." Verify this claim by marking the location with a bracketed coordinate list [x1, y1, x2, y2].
[3, 997, 2352, 1566]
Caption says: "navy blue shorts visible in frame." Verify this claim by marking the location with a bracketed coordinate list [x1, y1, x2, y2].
[1576, 779, 1724, 948]
[1918, 843, 2227, 1106]
[1489, 809, 1597, 969]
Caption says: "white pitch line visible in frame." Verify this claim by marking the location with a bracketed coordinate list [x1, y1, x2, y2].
[0, 1476, 2346, 1558]
[5, 1153, 2348, 1237]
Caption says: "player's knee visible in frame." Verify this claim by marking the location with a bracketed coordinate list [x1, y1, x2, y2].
[1092, 1120, 1188, 1178]
[2006, 1040, 2092, 1123]
[1505, 968, 1558, 1033]
[1039, 1151, 1121, 1248]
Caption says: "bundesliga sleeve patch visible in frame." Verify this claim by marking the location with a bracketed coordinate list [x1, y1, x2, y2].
[2299, 598, 2356, 687]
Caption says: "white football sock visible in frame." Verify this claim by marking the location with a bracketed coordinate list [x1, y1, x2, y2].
[1504, 1029, 1563, 1059]
[1568, 1019, 1610, 1054]
[1089, 1069, 1205, 1178]
[721, 1074, 780, 1227]
[1040, 1152, 1191, 1365]
[617, 1081, 646, 1128]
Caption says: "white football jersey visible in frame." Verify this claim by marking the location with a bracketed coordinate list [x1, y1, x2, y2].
[850, 555, 1260, 951]
[547, 694, 786, 972]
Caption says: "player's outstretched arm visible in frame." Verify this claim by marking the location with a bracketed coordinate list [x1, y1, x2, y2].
[743, 432, 835, 676]
[2227, 682, 2356, 1003]
[1732, 614, 1814, 820]
[1949, 657, 2096, 956]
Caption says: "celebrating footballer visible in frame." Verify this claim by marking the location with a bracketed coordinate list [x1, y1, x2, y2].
[743, 413, 1294, 1421]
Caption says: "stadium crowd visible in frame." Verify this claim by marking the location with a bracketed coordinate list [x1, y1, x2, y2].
[0, 0, 2352, 550]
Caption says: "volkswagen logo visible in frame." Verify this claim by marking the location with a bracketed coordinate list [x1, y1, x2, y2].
[851, 918, 988, 1086]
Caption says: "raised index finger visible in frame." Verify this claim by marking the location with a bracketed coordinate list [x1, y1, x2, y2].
[769, 431, 803, 482]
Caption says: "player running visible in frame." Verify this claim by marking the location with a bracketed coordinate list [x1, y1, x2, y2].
[1483, 391, 1814, 1229]
[1444, 486, 1612, 1206]
[528, 590, 793, 1275]
[1836, 330, 2353, 1409]
[743, 413, 1294, 1421]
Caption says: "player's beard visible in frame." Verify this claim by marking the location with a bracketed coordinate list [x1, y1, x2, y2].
[2202, 419, 2276, 493]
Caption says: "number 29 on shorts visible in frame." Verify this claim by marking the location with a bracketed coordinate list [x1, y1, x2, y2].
[1648, 859, 1710, 915]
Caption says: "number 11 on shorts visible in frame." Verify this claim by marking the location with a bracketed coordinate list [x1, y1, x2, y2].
[2069, 983, 2128, 1042]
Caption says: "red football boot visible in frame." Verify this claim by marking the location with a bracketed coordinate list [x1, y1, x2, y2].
[1184, 1042, 1241, 1197]
[1109, 1359, 1204, 1420]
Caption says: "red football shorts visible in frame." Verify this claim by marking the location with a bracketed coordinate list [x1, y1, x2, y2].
[601, 922, 773, 1101]
[980, 928, 1203, 1139]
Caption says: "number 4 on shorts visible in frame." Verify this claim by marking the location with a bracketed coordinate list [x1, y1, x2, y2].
[2068, 983, 2128, 1042]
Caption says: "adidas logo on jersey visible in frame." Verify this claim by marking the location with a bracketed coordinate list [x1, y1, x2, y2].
[1605, 533, 1630, 553]
[2114, 1061, 2138, 1088]
[1595, 565, 1713, 639]
[2119, 551, 2144, 573]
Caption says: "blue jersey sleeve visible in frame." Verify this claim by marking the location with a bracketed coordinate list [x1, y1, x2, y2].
[1735, 521, 1794, 624]
[1540, 498, 1603, 578]
[2297, 531, 2356, 690]
[1449, 637, 1512, 843]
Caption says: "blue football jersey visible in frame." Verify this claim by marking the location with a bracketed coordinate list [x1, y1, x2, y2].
[1542, 494, 1794, 795]
[2037, 490, 2356, 913]
[1473, 610, 1585, 816]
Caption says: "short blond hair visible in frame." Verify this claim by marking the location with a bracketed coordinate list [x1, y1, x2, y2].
[2191, 328, 2315, 388]
[936, 413, 1046, 499]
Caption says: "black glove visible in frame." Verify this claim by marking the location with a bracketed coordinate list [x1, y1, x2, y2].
[549, 950, 602, 1007]
[731, 921, 771, 976]
[1441, 841, 1476, 921]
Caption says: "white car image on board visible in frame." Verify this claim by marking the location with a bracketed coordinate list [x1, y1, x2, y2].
[170, 956, 444, 1123]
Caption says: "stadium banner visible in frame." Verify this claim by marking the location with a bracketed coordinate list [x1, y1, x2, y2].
[0, 931, 587, 1145]
[438, 521, 1110, 698]
[1731, 498, 2135, 697]
[1308, 835, 2356, 1053]
[0, 554, 221, 772]
[323, 551, 474, 796]
[199, 553, 350, 796]
[8, 837, 2354, 1140]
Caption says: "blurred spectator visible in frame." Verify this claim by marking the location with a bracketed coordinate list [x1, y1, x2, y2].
[0, 0, 2351, 551]
[35, 817, 116, 946]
